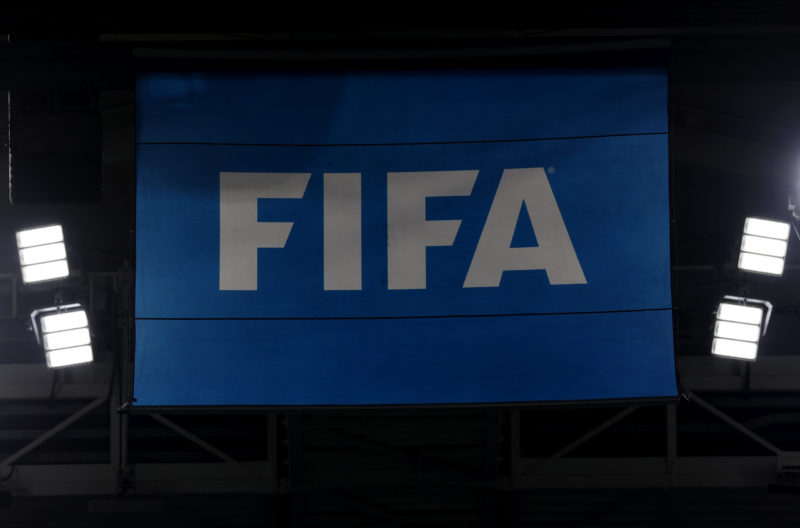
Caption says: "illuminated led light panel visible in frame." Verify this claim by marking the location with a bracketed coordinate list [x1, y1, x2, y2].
[712, 301, 764, 361]
[46, 346, 93, 368]
[738, 218, 790, 276]
[16, 225, 69, 284]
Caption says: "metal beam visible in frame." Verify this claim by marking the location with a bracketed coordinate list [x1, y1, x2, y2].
[149, 413, 237, 464]
[0, 455, 782, 495]
[688, 391, 783, 455]
[0, 395, 106, 469]
[667, 405, 677, 486]
[319, 428, 482, 484]
[521, 406, 639, 475]
[509, 410, 520, 489]
[0, 462, 273, 496]
[516, 456, 777, 489]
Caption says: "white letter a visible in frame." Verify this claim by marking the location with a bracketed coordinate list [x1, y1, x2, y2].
[464, 168, 586, 288]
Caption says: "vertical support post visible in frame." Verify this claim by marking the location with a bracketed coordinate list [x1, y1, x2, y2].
[483, 412, 500, 528]
[121, 269, 132, 486]
[288, 414, 305, 528]
[111, 268, 132, 493]
[508, 409, 521, 528]
[267, 413, 278, 526]
[268, 413, 278, 487]
[666, 404, 677, 486]
[107, 273, 121, 493]
[109, 366, 121, 493]
[509, 410, 519, 489]
[120, 336, 130, 484]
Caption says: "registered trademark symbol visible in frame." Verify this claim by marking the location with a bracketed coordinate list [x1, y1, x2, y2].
[547, 167, 556, 174]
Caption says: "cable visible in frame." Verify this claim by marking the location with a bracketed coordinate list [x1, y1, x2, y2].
[0, 465, 16, 483]
[48, 370, 59, 403]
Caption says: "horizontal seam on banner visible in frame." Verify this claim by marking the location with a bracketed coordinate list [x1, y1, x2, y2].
[135, 307, 673, 321]
[135, 131, 668, 148]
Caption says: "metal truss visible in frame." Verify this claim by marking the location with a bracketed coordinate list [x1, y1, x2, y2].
[2, 271, 800, 496]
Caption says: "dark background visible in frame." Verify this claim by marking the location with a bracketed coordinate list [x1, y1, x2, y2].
[3, 4, 800, 526]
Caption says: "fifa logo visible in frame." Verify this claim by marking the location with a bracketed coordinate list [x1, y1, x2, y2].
[219, 168, 586, 291]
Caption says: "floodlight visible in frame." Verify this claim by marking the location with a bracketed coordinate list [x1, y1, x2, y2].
[738, 217, 790, 276]
[30, 304, 93, 368]
[711, 296, 772, 361]
[15, 225, 69, 283]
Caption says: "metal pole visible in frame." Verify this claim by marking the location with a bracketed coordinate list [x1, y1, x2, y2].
[483, 412, 500, 528]
[149, 413, 237, 464]
[509, 410, 519, 489]
[688, 391, 782, 455]
[522, 406, 639, 475]
[0, 395, 107, 468]
[109, 371, 121, 493]
[119, 267, 132, 486]
[666, 404, 677, 486]
[288, 414, 305, 528]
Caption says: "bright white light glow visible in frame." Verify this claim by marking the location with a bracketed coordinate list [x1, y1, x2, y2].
[744, 217, 791, 240]
[34, 305, 93, 369]
[739, 218, 789, 276]
[738, 252, 785, 275]
[16, 225, 63, 249]
[19, 242, 66, 266]
[714, 320, 760, 342]
[44, 328, 90, 351]
[712, 338, 758, 360]
[714, 301, 766, 361]
[41, 310, 88, 334]
[21, 260, 69, 283]
[46, 346, 93, 368]
[717, 303, 764, 325]
[741, 235, 788, 258]
[16, 225, 69, 284]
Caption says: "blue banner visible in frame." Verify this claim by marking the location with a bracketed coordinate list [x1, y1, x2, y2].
[135, 69, 676, 406]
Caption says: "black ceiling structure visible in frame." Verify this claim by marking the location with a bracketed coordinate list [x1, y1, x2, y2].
[3, 5, 800, 526]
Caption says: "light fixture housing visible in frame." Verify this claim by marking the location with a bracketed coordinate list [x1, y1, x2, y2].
[30, 304, 93, 368]
[15, 224, 69, 284]
[711, 296, 772, 361]
[737, 217, 790, 276]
